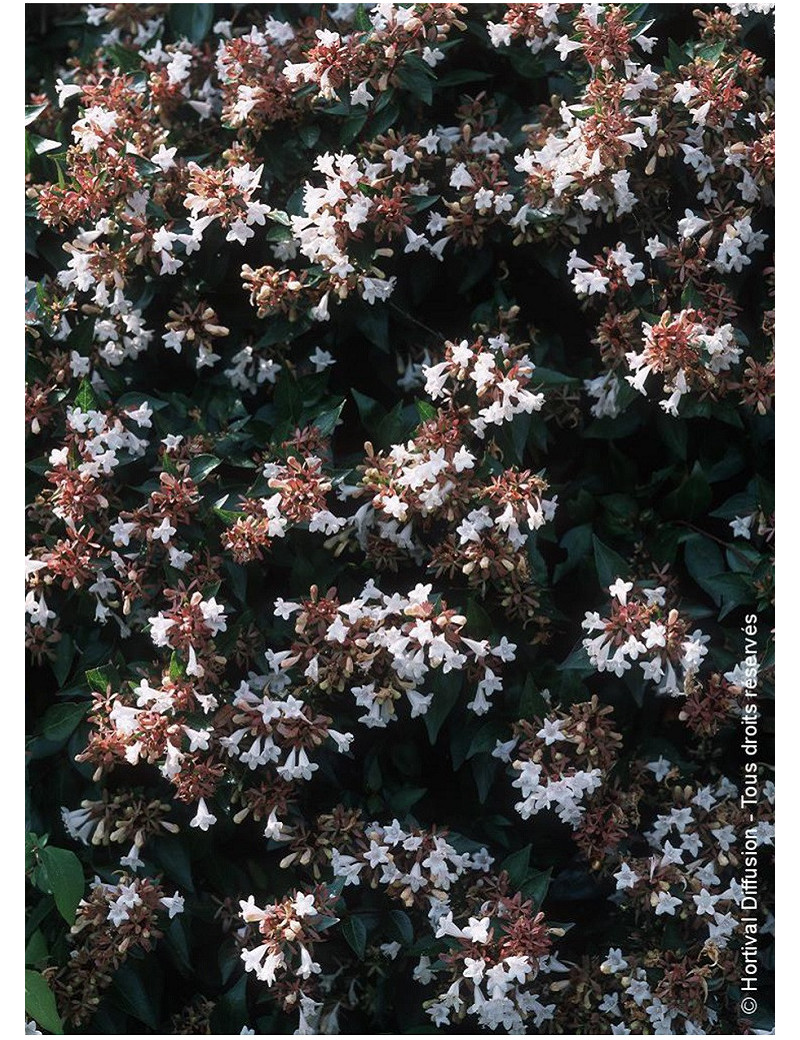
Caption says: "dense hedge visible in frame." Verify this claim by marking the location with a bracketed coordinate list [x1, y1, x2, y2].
[25, 3, 774, 1035]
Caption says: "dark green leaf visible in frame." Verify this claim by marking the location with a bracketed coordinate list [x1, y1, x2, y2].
[38, 846, 84, 924]
[684, 533, 726, 597]
[520, 867, 551, 908]
[352, 388, 384, 432]
[169, 3, 214, 43]
[554, 523, 592, 583]
[31, 135, 64, 156]
[470, 754, 496, 803]
[151, 836, 194, 892]
[398, 59, 435, 105]
[519, 676, 550, 719]
[560, 643, 593, 672]
[424, 673, 461, 743]
[695, 39, 727, 63]
[388, 786, 427, 814]
[342, 915, 368, 959]
[313, 401, 345, 438]
[210, 975, 248, 1034]
[592, 534, 630, 589]
[662, 463, 712, 521]
[25, 930, 49, 968]
[25, 970, 64, 1034]
[388, 909, 414, 945]
[298, 124, 321, 149]
[52, 632, 75, 686]
[354, 5, 372, 32]
[40, 701, 87, 743]
[467, 720, 506, 759]
[340, 111, 368, 144]
[188, 454, 221, 482]
[500, 845, 531, 888]
[530, 365, 579, 386]
[355, 304, 390, 351]
[86, 664, 117, 693]
[437, 69, 494, 87]
[108, 960, 163, 1029]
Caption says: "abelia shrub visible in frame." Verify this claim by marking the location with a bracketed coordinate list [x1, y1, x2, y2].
[25, 3, 774, 1035]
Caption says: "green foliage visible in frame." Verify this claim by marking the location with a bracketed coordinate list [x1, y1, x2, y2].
[37, 847, 85, 924]
[25, 970, 64, 1035]
[168, 4, 215, 44]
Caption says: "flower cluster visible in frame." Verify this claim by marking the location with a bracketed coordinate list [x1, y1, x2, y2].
[610, 775, 774, 950]
[349, 331, 556, 629]
[222, 446, 339, 563]
[281, 5, 467, 104]
[423, 891, 556, 1033]
[264, 578, 515, 724]
[74, 650, 355, 836]
[582, 578, 709, 693]
[505, 697, 623, 831]
[60, 790, 179, 869]
[625, 308, 743, 415]
[48, 874, 181, 1028]
[239, 884, 338, 1010]
[330, 818, 493, 902]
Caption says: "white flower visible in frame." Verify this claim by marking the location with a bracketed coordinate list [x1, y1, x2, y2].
[350, 81, 373, 106]
[555, 36, 583, 61]
[168, 547, 192, 570]
[613, 862, 640, 890]
[462, 916, 491, 944]
[660, 841, 684, 867]
[120, 844, 144, 871]
[226, 219, 255, 245]
[149, 612, 176, 647]
[449, 163, 475, 190]
[264, 810, 286, 841]
[385, 145, 414, 173]
[55, 79, 83, 107]
[200, 597, 228, 635]
[536, 718, 566, 746]
[601, 948, 629, 974]
[609, 578, 633, 605]
[422, 46, 445, 67]
[151, 144, 177, 171]
[487, 21, 513, 47]
[693, 888, 719, 915]
[110, 518, 138, 547]
[190, 797, 217, 831]
[150, 517, 176, 544]
[404, 227, 428, 254]
[673, 81, 700, 105]
[292, 893, 316, 918]
[645, 236, 667, 258]
[310, 347, 335, 372]
[160, 892, 185, 918]
[329, 728, 354, 752]
[730, 514, 754, 539]
[678, 209, 711, 239]
[646, 755, 672, 782]
[655, 891, 682, 916]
